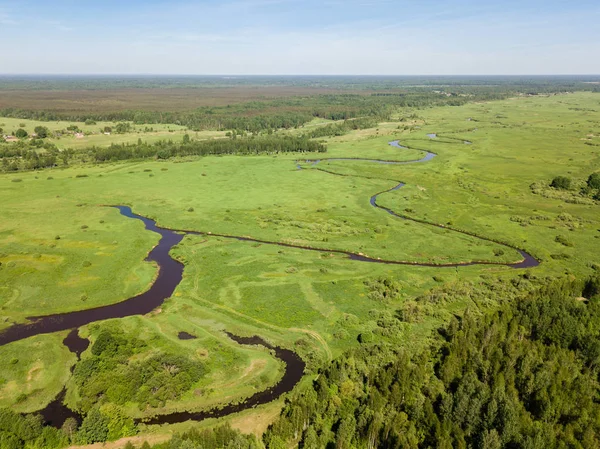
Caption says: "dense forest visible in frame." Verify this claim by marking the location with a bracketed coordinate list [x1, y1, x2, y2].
[73, 329, 206, 414]
[264, 275, 600, 449]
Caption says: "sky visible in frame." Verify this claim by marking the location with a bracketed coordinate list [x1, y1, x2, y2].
[1, 0, 599, 75]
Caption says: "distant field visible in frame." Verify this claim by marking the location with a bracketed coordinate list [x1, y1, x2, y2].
[1, 91, 599, 437]
[0, 86, 355, 113]
[0, 116, 228, 149]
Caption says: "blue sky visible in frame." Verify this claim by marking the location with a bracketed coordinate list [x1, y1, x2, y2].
[1, 0, 599, 74]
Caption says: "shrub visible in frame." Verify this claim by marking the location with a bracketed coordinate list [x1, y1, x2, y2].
[555, 234, 574, 247]
[357, 332, 374, 344]
[34, 126, 49, 138]
[587, 172, 600, 190]
[550, 176, 572, 190]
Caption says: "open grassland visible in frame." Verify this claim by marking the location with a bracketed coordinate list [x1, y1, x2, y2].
[0, 331, 75, 413]
[0, 116, 227, 150]
[0, 92, 599, 430]
[0, 146, 519, 322]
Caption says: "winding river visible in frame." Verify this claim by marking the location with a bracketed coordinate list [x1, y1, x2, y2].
[0, 138, 539, 427]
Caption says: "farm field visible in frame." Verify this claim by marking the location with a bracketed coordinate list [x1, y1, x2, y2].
[1, 90, 599, 446]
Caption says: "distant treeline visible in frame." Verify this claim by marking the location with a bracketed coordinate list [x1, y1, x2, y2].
[301, 117, 378, 138]
[0, 91, 523, 132]
[264, 275, 600, 448]
[0, 141, 63, 171]
[0, 135, 326, 171]
[89, 135, 326, 162]
[1, 74, 598, 91]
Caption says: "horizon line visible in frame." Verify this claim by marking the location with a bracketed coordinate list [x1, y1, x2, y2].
[1, 73, 600, 77]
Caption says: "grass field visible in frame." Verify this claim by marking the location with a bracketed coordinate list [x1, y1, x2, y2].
[0, 116, 229, 150]
[1, 92, 599, 432]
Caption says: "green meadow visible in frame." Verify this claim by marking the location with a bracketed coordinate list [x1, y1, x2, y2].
[0, 116, 226, 150]
[0, 92, 599, 435]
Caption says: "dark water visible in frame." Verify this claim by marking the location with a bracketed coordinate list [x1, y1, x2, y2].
[62, 328, 90, 357]
[368, 184, 538, 268]
[0, 136, 538, 427]
[301, 140, 435, 166]
[140, 333, 305, 425]
[0, 207, 184, 347]
[39, 389, 80, 428]
[178, 331, 197, 340]
[304, 138, 538, 269]
[39, 330, 89, 428]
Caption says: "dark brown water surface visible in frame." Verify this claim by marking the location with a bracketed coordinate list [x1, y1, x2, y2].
[178, 331, 198, 340]
[39, 330, 89, 427]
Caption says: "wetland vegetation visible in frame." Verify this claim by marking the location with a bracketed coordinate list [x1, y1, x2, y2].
[0, 76, 599, 448]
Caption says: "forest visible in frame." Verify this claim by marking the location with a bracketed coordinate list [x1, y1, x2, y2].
[264, 275, 600, 449]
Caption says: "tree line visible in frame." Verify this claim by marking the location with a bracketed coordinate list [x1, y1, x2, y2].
[0, 135, 326, 172]
[301, 117, 378, 139]
[89, 135, 326, 163]
[0, 90, 522, 133]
